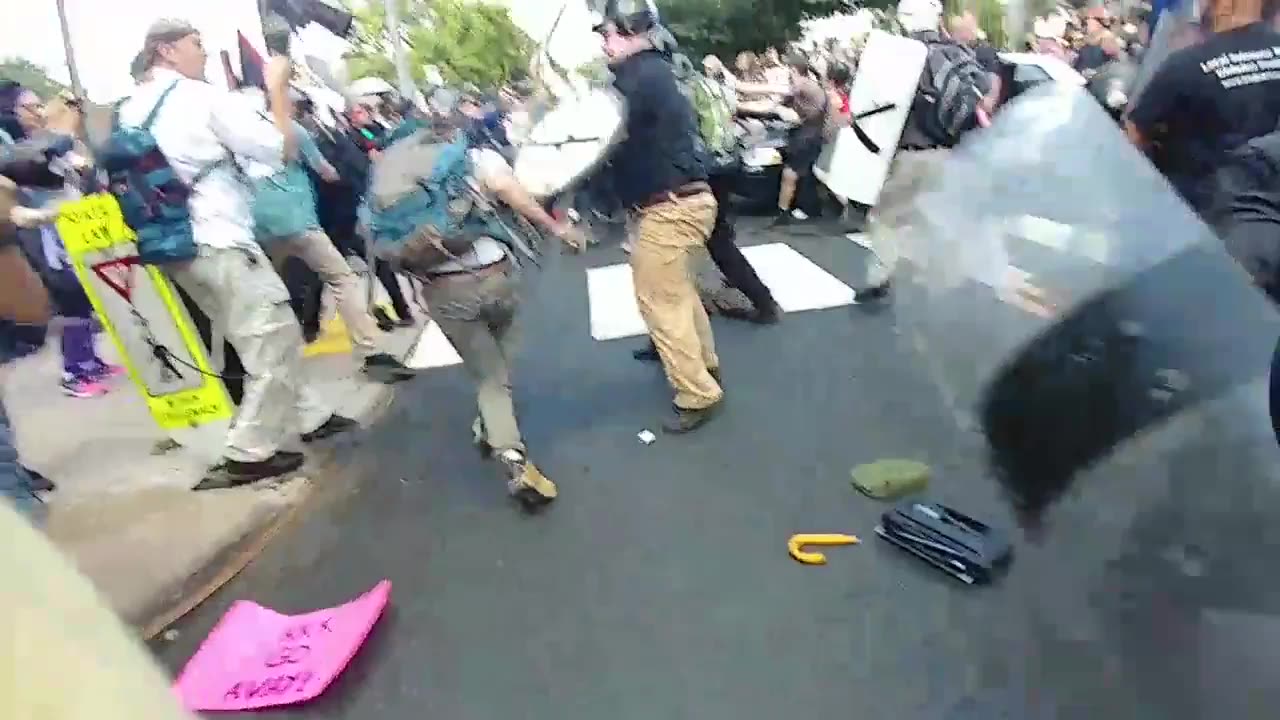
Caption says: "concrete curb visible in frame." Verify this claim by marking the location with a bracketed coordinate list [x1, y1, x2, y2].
[49, 382, 400, 639]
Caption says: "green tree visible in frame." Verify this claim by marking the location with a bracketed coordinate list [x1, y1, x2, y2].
[0, 58, 67, 99]
[344, 0, 533, 90]
[661, 0, 884, 59]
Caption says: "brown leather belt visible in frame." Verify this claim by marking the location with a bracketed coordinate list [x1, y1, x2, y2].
[634, 182, 711, 211]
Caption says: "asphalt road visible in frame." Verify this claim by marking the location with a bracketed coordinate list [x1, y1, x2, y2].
[152, 220, 1280, 719]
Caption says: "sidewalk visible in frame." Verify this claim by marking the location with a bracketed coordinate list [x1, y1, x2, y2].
[4, 319, 418, 636]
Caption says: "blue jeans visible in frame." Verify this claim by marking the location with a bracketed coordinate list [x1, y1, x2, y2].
[0, 399, 42, 524]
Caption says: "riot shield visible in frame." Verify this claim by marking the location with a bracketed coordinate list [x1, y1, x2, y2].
[1128, 0, 1205, 108]
[887, 82, 1280, 715]
[892, 82, 1279, 507]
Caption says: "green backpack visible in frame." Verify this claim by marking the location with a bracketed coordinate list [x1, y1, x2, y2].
[686, 75, 736, 158]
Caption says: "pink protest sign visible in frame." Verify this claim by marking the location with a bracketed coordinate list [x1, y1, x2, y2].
[173, 580, 391, 712]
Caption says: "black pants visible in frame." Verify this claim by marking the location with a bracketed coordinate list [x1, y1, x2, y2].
[708, 173, 776, 311]
[175, 285, 245, 405]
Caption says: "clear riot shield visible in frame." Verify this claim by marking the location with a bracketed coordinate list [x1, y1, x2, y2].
[1128, 0, 1205, 107]
[889, 83, 1280, 715]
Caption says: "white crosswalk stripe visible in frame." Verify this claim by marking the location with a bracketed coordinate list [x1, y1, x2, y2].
[368, 241, 857, 368]
[586, 242, 856, 341]
[403, 321, 464, 370]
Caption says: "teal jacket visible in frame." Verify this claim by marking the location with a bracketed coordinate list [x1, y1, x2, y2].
[252, 121, 330, 241]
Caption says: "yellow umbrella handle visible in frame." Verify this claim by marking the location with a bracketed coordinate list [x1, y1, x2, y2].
[788, 534, 860, 565]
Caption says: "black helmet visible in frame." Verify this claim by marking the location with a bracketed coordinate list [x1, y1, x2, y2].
[595, 0, 659, 37]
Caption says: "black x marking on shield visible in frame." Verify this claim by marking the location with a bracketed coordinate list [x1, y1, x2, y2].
[848, 102, 897, 156]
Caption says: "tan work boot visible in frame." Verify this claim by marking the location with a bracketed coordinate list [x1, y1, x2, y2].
[498, 450, 558, 509]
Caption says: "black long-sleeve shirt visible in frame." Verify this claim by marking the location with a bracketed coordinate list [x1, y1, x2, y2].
[607, 50, 707, 208]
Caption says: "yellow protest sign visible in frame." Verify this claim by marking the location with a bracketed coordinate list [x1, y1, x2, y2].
[54, 194, 234, 430]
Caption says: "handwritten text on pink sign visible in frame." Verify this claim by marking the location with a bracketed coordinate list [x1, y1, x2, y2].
[173, 580, 391, 711]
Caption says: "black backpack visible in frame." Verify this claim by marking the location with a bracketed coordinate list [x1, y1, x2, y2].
[913, 41, 991, 147]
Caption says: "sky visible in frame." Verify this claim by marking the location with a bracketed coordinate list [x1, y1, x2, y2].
[0, 0, 349, 102]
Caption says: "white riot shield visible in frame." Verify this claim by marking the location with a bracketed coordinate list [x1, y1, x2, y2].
[510, 88, 627, 199]
[814, 30, 927, 207]
[887, 83, 1280, 714]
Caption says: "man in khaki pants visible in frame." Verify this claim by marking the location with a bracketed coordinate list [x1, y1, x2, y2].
[598, 7, 724, 433]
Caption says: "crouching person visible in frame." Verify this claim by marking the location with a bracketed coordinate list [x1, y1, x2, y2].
[364, 116, 583, 509]
[118, 20, 356, 487]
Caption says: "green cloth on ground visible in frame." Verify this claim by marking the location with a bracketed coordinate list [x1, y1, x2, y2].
[851, 459, 931, 500]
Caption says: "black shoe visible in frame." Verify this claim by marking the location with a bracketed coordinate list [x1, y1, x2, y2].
[22, 466, 55, 493]
[395, 315, 416, 328]
[853, 281, 892, 304]
[770, 210, 793, 227]
[754, 302, 781, 324]
[302, 415, 360, 443]
[633, 342, 661, 363]
[194, 451, 305, 490]
[302, 325, 321, 344]
[372, 307, 396, 332]
[721, 302, 781, 325]
[662, 400, 723, 434]
[363, 353, 417, 383]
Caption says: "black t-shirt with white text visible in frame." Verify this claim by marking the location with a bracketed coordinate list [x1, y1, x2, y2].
[1129, 22, 1280, 213]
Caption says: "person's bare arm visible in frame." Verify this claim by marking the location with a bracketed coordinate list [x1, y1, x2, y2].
[265, 57, 297, 160]
[485, 172, 584, 252]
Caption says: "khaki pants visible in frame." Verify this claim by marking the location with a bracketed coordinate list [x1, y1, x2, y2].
[865, 149, 949, 288]
[170, 246, 331, 463]
[632, 192, 722, 410]
[419, 260, 524, 453]
[268, 230, 379, 359]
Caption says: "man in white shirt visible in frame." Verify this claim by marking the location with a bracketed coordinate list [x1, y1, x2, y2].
[119, 19, 356, 487]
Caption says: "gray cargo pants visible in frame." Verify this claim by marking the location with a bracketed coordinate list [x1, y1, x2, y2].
[169, 246, 332, 462]
[418, 258, 525, 454]
[864, 148, 950, 289]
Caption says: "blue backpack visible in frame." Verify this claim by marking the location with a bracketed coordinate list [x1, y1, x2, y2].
[362, 130, 519, 272]
[99, 81, 226, 265]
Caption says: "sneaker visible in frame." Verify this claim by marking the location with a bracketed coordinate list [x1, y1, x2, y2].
[662, 400, 724, 434]
[61, 375, 109, 398]
[770, 210, 793, 227]
[194, 451, 306, 491]
[302, 415, 360, 443]
[91, 362, 127, 381]
[499, 450, 558, 509]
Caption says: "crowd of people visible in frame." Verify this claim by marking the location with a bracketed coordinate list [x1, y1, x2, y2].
[4, 0, 1280, 715]
[1, 0, 1278, 512]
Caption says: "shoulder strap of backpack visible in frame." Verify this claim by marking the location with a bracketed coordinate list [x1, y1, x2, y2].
[141, 81, 181, 131]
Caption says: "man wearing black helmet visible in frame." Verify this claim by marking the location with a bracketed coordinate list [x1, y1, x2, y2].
[596, 5, 725, 433]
